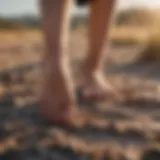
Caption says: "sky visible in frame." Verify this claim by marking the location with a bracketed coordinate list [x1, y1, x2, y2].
[0, 0, 160, 17]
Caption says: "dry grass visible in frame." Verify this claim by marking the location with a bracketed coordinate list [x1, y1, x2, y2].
[0, 18, 160, 63]
[0, 29, 42, 44]
[136, 31, 160, 62]
[110, 27, 148, 46]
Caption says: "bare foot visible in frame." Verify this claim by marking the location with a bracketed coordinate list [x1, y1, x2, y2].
[40, 65, 84, 127]
[40, 102, 84, 128]
[77, 71, 122, 103]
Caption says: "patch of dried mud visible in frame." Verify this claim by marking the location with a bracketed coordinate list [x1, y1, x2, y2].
[0, 43, 160, 159]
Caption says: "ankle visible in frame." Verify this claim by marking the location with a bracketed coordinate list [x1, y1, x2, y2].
[77, 67, 106, 87]
[80, 67, 102, 79]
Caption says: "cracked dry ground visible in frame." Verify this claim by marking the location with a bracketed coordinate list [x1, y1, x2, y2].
[0, 41, 160, 160]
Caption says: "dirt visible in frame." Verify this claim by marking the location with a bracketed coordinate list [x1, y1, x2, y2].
[0, 34, 160, 160]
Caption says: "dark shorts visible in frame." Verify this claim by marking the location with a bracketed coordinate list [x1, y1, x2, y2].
[76, 0, 90, 6]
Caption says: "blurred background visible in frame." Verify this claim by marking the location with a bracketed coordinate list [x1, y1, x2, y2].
[0, 0, 160, 160]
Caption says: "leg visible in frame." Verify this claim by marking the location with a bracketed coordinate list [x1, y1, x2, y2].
[85, 0, 115, 72]
[78, 0, 120, 101]
[39, 0, 80, 126]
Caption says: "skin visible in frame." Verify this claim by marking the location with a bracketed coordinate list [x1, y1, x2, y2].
[78, 0, 118, 101]
[39, 0, 117, 126]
